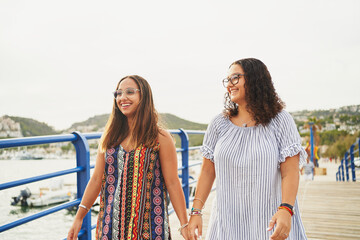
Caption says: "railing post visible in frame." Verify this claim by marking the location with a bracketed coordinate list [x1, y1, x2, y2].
[341, 159, 345, 182]
[178, 129, 190, 208]
[72, 132, 91, 240]
[345, 152, 349, 182]
[309, 123, 314, 165]
[338, 166, 342, 181]
[350, 144, 356, 182]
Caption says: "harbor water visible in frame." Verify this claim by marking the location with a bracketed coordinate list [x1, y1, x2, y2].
[0, 159, 98, 240]
[0, 155, 202, 240]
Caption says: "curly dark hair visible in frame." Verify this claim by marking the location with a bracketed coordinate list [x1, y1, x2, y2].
[224, 58, 285, 126]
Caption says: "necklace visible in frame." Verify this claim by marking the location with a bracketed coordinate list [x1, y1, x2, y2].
[242, 119, 253, 127]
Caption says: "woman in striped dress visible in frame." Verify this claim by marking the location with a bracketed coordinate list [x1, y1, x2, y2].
[188, 58, 308, 240]
[67, 75, 189, 240]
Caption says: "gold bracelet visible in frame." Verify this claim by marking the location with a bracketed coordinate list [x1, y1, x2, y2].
[193, 198, 205, 208]
[79, 204, 90, 212]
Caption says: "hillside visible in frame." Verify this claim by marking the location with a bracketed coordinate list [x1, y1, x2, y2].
[68, 114, 109, 132]
[160, 113, 207, 147]
[291, 104, 360, 123]
[159, 113, 207, 130]
[2, 103, 359, 153]
[67, 113, 208, 147]
[0, 115, 58, 138]
[68, 113, 207, 131]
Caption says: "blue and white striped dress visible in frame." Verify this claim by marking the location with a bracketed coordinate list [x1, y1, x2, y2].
[201, 110, 308, 240]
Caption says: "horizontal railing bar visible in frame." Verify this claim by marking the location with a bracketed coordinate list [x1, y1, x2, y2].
[176, 148, 185, 152]
[178, 162, 202, 171]
[169, 129, 181, 134]
[0, 134, 77, 149]
[83, 132, 102, 140]
[176, 146, 202, 152]
[189, 146, 201, 151]
[182, 180, 198, 188]
[169, 129, 205, 135]
[0, 199, 81, 232]
[0, 166, 84, 190]
[188, 162, 202, 168]
[178, 175, 194, 180]
[184, 130, 206, 135]
[188, 180, 198, 185]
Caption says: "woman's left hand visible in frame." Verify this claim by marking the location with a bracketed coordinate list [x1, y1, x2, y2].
[180, 226, 190, 240]
[267, 209, 292, 240]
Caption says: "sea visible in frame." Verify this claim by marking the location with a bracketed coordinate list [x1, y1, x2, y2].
[0, 155, 202, 240]
[0, 159, 98, 240]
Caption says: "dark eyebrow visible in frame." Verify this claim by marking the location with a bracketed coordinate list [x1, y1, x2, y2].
[227, 73, 242, 78]
[117, 87, 135, 91]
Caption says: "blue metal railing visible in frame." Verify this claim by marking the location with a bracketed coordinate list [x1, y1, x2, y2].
[336, 138, 359, 182]
[0, 129, 205, 240]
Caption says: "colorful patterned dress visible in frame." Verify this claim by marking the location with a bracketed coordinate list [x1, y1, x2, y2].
[96, 143, 172, 240]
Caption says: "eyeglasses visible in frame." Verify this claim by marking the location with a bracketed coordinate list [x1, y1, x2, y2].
[222, 74, 245, 88]
[113, 88, 140, 99]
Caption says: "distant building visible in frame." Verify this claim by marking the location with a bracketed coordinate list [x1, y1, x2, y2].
[299, 126, 310, 134]
[0, 116, 23, 138]
[338, 124, 348, 131]
[324, 123, 336, 131]
[333, 118, 341, 125]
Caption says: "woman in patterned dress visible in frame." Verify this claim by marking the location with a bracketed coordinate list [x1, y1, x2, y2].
[68, 75, 189, 240]
[188, 58, 307, 240]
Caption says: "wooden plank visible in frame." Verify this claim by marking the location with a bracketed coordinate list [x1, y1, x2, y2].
[298, 181, 360, 240]
[169, 180, 360, 239]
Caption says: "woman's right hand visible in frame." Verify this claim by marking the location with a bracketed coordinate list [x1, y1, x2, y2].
[188, 215, 203, 240]
[67, 218, 83, 240]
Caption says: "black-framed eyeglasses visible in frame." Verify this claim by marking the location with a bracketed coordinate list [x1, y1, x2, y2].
[222, 74, 245, 88]
[113, 88, 140, 99]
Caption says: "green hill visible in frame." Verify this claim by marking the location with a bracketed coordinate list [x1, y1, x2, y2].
[69, 113, 208, 147]
[1, 113, 207, 146]
[159, 113, 207, 147]
[159, 113, 207, 130]
[69, 113, 207, 130]
[9, 116, 58, 137]
[69, 114, 109, 131]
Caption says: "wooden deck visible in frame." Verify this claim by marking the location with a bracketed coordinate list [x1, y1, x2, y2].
[298, 181, 360, 240]
[170, 180, 360, 239]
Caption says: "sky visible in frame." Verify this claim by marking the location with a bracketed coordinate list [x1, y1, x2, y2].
[0, 0, 359, 130]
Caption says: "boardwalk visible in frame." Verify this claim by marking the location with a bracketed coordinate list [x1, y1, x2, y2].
[169, 162, 360, 239]
[298, 181, 360, 240]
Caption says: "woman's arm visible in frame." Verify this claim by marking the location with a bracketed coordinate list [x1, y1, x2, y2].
[67, 148, 106, 240]
[188, 157, 216, 240]
[158, 130, 189, 239]
[268, 154, 300, 240]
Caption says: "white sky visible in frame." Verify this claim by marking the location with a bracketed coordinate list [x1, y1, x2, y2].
[1, 0, 359, 130]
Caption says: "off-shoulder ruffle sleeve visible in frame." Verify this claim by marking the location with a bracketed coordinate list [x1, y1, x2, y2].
[273, 111, 307, 167]
[279, 143, 307, 165]
[200, 114, 222, 162]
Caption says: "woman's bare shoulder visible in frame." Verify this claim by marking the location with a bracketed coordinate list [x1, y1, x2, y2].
[158, 128, 174, 145]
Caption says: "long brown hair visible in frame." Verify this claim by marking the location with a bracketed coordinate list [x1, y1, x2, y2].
[100, 75, 159, 152]
[224, 58, 285, 126]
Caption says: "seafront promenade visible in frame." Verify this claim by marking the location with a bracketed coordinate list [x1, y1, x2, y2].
[169, 161, 360, 240]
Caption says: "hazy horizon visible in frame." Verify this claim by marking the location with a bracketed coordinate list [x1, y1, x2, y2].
[1, 1, 359, 130]
[2, 103, 359, 131]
